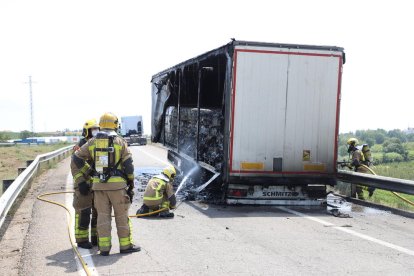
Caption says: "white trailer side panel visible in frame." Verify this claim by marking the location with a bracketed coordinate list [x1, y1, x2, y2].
[231, 51, 288, 172]
[230, 47, 341, 174]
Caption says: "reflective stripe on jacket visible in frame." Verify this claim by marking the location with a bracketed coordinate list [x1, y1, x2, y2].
[143, 176, 174, 207]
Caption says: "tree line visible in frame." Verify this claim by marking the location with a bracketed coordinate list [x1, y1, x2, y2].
[338, 129, 414, 164]
[0, 130, 37, 142]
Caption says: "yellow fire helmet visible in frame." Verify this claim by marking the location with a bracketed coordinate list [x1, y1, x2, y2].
[347, 137, 359, 146]
[99, 112, 119, 130]
[82, 119, 99, 137]
[83, 119, 99, 130]
[162, 166, 176, 181]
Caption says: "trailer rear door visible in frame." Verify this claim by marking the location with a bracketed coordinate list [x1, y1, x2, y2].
[230, 46, 342, 175]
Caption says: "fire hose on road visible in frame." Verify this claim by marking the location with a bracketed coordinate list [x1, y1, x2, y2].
[35, 167, 219, 275]
[36, 191, 169, 276]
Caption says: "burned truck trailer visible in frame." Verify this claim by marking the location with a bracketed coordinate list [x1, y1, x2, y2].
[151, 40, 345, 205]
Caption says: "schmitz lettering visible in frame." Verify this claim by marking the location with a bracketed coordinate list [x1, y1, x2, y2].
[262, 191, 299, 197]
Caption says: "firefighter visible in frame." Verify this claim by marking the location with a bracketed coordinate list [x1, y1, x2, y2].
[73, 119, 100, 151]
[347, 138, 375, 199]
[136, 166, 177, 218]
[71, 119, 99, 249]
[71, 112, 140, 256]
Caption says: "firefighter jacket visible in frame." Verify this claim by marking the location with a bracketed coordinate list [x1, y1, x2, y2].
[73, 137, 87, 151]
[351, 149, 369, 173]
[143, 175, 176, 208]
[71, 137, 91, 189]
[71, 130, 135, 191]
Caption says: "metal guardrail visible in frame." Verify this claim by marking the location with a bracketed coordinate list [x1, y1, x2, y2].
[0, 145, 73, 229]
[337, 170, 414, 195]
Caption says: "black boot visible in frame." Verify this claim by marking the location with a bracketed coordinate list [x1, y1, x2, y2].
[159, 211, 174, 218]
[120, 244, 141, 254]
[100, 250, 109, 256]
[77, 241, 93, 249]
[136, 204, 149, 215]
[368, 187, 375, 197]
[91, 236, 98, 246]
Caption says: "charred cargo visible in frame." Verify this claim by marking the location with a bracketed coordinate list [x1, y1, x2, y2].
[151, 40, 345, 205]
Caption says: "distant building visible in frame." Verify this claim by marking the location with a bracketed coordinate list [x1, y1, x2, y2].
[404, 128, 414, 134]
[13, 136, 80, 144]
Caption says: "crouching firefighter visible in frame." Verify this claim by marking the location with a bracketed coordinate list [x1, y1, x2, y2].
[71, 119, 100, 249]
[71, 112, 140, 256]
[136, 166, 177, 218]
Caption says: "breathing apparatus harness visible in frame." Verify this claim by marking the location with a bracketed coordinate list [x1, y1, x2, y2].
[92, 132, 126, 183]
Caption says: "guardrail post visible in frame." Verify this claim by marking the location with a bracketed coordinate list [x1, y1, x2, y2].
[350, 184, 357, 198]
[26, 160, 34, 167]
[2, 179, 15, 193]
[17, 167, 26, 175]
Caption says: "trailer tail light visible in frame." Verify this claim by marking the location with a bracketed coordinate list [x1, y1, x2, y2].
[227, 188, 248, 197]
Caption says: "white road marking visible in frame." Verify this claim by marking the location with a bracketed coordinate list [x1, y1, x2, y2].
[66, 173, 99, 276]
[135, 147, 170, 166]
[278, 206, 414, 257]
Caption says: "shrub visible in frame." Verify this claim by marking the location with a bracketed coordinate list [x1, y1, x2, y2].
[407, 150, 414, 161]
[383, 152, 404, 163]
[405, 142, 414, 151]
[370, 144, 383, 153]
[371, 153, 384, 164]
[0, 132, 11, 142]
[338, 145, 348, 156]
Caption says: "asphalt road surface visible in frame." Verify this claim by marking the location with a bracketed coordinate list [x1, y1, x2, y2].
[1, 144, 413, 275]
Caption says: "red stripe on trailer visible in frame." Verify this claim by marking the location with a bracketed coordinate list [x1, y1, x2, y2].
[333, 56, 343, 171]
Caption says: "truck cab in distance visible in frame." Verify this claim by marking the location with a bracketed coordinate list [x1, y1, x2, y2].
[120, 116, 147, 146]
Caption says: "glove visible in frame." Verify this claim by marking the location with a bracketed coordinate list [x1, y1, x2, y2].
[127, 179, 135, 189]
[127, 189, 134, 203]
[78, 181, 90, 196]
[127, 179, 134, 203]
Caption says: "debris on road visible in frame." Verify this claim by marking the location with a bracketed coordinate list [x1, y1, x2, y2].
[326, 193, 352, 218]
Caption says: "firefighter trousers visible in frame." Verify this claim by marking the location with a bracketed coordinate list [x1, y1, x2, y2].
[73, 190, 97, 243]
[94, 189, 133, 252]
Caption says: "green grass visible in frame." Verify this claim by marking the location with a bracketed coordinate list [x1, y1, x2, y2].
[363, 162, 414, 212]
[0, 143, 70, 195]
[372, 161, 414, 180]
[364, 189, 414, 212]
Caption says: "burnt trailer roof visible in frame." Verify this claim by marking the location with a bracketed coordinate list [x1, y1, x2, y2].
[151, 40, 345, 81]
